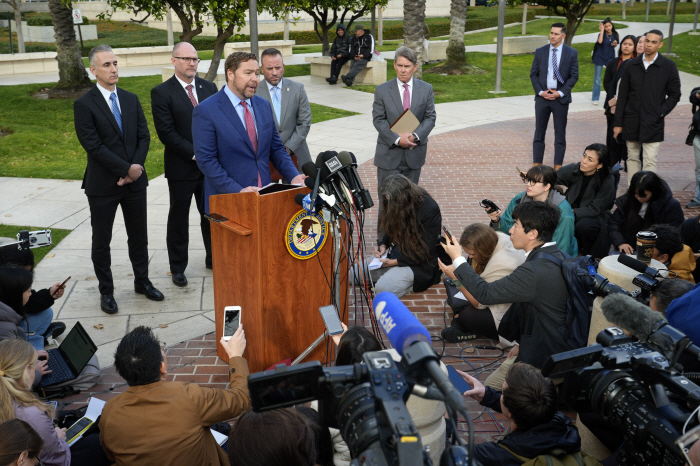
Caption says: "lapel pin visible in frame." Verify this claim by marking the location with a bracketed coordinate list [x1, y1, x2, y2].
[287, 88, 289, 92]
[199, 84, 202, 88]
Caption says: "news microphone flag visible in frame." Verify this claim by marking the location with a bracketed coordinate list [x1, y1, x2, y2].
[373, 292, 431, 355]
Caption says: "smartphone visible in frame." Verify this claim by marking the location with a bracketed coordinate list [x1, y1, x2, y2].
[204, 212, 228, 223]
[319, 305, 344, 336]
[516, 167, 526, 181]
[66, 417, 94, 444]
[446, 366, 472, 394]
[442, 225, 452, 240]
[60, 276, 71, 288]
[223, 306, 241, 341]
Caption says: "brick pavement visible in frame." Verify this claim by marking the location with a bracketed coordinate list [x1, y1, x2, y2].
[52, 107, 695, 447]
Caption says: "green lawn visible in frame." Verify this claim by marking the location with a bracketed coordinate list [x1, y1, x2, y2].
[587, 1, 699, 19]
[0, 73, 355, 180]
[0, 225, 71, 265]
[668, 31, 700, 76]
[598, 14, 698, 22]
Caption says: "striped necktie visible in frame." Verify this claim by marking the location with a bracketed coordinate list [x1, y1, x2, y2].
[109, 92, 123, 133]
[552, 48, 564, 84]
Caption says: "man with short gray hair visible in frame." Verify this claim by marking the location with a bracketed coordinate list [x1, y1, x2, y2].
[371, 45, 436, 240]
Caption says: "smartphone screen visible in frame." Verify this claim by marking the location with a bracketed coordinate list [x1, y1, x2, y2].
[223, 307, 241, 340]
[66, 417, 93, 443]
[446, 366, 472, 393]
[442, 225, 452, 239]
[319, 305, 344, 336]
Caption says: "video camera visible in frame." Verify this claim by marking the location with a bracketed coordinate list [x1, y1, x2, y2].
[0, 229, 52, 252]
[248, 292, 481, 466]
[591, 254, 662, 305]
[542, 299, 700, 466]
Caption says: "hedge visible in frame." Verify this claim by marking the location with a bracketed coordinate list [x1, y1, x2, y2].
[26, 14, 90, 27]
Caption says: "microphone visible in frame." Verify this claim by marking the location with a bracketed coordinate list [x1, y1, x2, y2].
[337, 151, 374, 210]
[294, 193, 322, 213]
[373, 292, 466, 413]
[301, 161, 317, 179]
[601, 294, 700, 362]
[314, 151, 351, 208]
[618, 254, 659, 277]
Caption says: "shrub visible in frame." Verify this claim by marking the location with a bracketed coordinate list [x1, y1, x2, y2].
[26, 13, 90, 27]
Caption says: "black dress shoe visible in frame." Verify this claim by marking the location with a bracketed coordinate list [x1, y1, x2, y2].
[135, 283, 165, 301]
[101, 294, 118, 314]
[205, 259, 213, 270]
[329, 79, 338, 85]
[43, 321, 66, 344]
[172, 272, 187, 287]
[325, 77, 332, 82]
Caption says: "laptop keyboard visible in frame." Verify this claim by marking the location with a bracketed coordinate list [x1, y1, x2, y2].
[40, 349, 73, 386]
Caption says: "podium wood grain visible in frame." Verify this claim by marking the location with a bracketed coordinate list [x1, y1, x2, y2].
[209, 187, 348, 373]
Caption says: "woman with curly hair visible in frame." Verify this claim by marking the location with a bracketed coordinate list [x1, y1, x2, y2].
[372, 174, 442, 298]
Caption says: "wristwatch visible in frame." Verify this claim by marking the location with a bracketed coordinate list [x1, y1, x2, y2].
[412, 132, 420, 144]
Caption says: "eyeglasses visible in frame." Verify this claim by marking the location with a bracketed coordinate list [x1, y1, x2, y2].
[522, 178, 543, 186]
[174, 57, 201, 64]
[31, 453, 45, 466]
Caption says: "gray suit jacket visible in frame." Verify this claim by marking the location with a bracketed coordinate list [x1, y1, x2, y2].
[372, 78, 436, 171]
[256, 77, 312, 166]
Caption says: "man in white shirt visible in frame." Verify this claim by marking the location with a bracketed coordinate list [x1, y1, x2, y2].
[613, 29, 681, 182]
[530, 23, 579, 170]
[371, 46, 436, 240]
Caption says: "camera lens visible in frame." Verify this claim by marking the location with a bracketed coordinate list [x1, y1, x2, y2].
[334, 382, 380, 458]
[589, 370, 649, 423]
[592, 274, 632, 299]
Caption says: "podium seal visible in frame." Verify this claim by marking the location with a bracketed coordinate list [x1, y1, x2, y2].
[285, 209, 328, 260]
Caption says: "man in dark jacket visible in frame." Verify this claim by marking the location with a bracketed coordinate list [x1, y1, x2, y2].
[613, 29, 681, 183]
[327, 24, 349, 85]
[342, 24, 373, 87]
[456, 362, 582, 466]
[441, 202, 569, 389]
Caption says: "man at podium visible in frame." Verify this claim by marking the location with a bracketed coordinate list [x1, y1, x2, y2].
[193, 52, 305, 212]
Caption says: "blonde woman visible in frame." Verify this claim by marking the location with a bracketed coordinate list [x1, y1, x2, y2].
[0, 339, 109, 466]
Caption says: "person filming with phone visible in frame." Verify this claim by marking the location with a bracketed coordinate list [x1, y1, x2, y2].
[453, 363, 585, 466]
[485, 165, 577, 257]
[99, 325, 250, 466]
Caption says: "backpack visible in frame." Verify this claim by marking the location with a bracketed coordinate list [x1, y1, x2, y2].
[529, 252, 596, 350]
[498, 444, 602, 466]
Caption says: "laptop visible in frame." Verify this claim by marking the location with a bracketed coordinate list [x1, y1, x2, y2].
[38, 321, 98, 388]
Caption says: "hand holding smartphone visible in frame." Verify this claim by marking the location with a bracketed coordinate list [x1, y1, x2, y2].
[223, 306, 241, 341]
[446, 366, 472, 394]
[442, 226, 453, 244]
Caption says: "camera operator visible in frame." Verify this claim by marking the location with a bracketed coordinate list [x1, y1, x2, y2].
[662, 281, 700, 372]
[99, 325, 250, 466]
[455, 363, 585, 466]
[441, 202, 569, 390]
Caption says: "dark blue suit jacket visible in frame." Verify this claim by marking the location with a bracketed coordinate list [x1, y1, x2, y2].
[530, 43, 579, 105]
[192, 88, 300, 212]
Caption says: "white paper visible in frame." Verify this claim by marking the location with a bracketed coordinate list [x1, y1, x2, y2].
[454, 291, 467, 301]
[67, 397, 106, 447]
[368, 251, 389, 271]
[210, 428, 228, 446]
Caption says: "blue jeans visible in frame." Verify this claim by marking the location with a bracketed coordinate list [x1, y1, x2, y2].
[592, 64, 603, 102]
[694, 135, 700, 202]
[18, 308, 53, 351]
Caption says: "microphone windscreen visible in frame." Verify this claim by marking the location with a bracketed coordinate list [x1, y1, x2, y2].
[600, 294, 666, 341]
[348, 152, 357, 164]
[302, 162, 317, 178]
[337, 151, 353, 166]
[294, 193, 306, 207]
[304, 177, 316, 190]
[617, 254, 649, 275]
[373, 292, 431, 355]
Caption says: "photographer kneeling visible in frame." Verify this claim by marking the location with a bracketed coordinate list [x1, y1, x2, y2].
[487, 165, 578, 257]
[455, 363, 584, 466]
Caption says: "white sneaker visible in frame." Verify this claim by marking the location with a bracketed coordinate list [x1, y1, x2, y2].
[592, 101, 599, 106]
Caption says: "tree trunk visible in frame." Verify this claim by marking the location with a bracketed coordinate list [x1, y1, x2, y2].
[13, 5, 25, 53]
[170, 2, 202, 43]
[446, 0, 468, 67]
[403, 0, 426, 78]
[564, 15, 577, 45]
[47, 0, 91, 89]
[321, 27, 330, 56]
[205, 26, 233, 81]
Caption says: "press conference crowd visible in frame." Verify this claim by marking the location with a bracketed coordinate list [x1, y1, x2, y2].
[2, 18, 700, 466]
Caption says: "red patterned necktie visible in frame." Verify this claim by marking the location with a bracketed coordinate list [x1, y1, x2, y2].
[403, 83, 410, 110]
[240, 101, 262, 188]
[185, 84, 198, 107]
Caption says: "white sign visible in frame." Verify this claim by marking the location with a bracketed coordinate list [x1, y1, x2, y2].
[72, 9, 83, 25]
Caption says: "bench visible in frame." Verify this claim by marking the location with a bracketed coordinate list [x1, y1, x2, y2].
[112, 46, 174, 67]
[498, 35, 548, 55]
[0, 52, 58, 75]
[223, 40, 295, 58]
[424, 40, 448, 62]
[305, 56, 387, 86]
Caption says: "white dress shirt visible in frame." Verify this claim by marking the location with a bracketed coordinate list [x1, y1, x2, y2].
[175, 74, 198, 104]
[642, 52, 658, 70]
[540, 43, 566, 98]
[96, 82, 121, 113]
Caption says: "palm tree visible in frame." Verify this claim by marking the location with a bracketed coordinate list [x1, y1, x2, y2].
[47, 0, 92, 89]
[446, 0, 468, 67]
[403, 0, 426, 79]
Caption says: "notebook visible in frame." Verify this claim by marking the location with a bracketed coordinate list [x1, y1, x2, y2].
[38, 321, 98, 388]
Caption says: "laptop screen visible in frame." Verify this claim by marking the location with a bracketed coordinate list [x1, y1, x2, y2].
[59, 322, 97, 375]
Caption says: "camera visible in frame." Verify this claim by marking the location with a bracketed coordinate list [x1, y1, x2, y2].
[478, 199, 499, 214]
[542, 327, 700, 466]
[590, 257, 662, 305]
[248, 349, 477, 466]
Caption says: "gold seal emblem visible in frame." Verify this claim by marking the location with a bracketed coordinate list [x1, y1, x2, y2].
[285, 209, 328, 260]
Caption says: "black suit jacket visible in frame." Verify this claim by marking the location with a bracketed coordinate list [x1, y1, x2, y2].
[151, 75, 218, 180]
[530, 43, 579, 105]
[74, 85, 150, 197]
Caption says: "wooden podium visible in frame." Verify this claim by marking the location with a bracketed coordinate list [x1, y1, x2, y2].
[209, 186, 347, 373]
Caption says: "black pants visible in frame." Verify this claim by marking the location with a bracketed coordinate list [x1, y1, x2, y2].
[330, 57, 349, 78]
[88, 187, 149, 295]
[533, 99, 569, 165]
[166, 176, 212, 273]
[455, 302, 499, 341]
[575, 216, 601, 256]
[70, 432, 111, 466]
